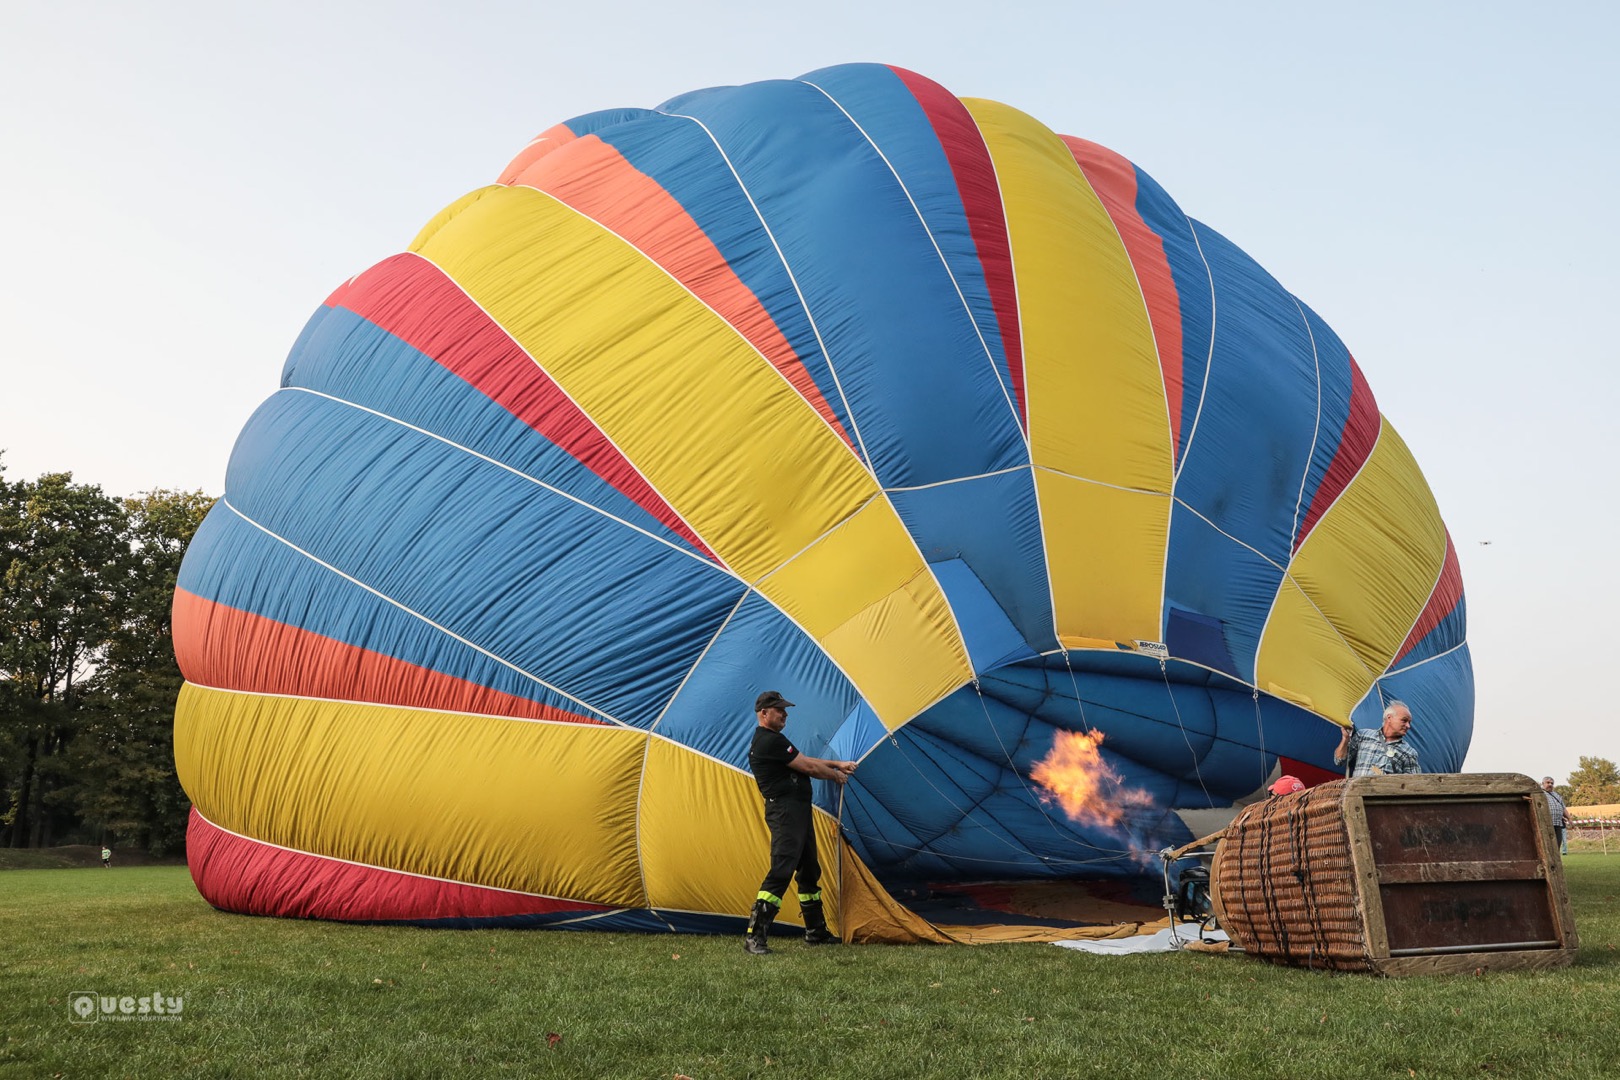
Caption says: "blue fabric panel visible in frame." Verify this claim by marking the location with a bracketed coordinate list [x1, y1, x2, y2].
[180, 509, 599, 719]
[1165, 605, 1240, 678]
[1192, 735, 1274, 801]
[585, 113, 859, 454]
[219, 391, 742, 727]
[1016, 671, 1225, 808]
[1237, 692, 1344, 778]
[839, 770, 935, 873]
[908, 686, 1049, 784]
[280, 303, 326, 387]
[981, 656, 1220, 778]
[1289, 302, 1357, 549]
[1352, 644, 1473, 773]
[797, 63, 1019, 428]
[1161, 508, 1289, 684]
[416, 910, 760, 935]
[829, 701, 887, 765]
[929, 558, 1038, 674]
[842, 697, 1195, 882]
[1173, 223, 1321, 566]
[820, 702, 889, 817]
[1128, 166, 1213, 469]
[843, 729, 1055, 880]
[918, 691, 1193, 837]
[655, 77, 1028, 487]
[975, 653, 1333, 801]
[845, 707, 999, 847]
[284, 304, 698, 553]
[653, 591, 858, 769]
[889, 469, 1055, 655]
[559, 107, 658, 137]
[1393, 595, 1468, 670]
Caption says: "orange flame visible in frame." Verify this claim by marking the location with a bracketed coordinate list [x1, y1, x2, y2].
[1030, 729, 1154, 830]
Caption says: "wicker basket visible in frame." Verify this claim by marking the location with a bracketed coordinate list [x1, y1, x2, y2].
[1210, 773, 1577, 975]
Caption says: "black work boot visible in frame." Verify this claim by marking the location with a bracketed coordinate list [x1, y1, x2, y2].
[801, 898, 837, 945]
[744, 899, 777, 955]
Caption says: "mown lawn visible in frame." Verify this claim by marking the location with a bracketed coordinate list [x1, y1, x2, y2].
[1, 858, 1616, 1079]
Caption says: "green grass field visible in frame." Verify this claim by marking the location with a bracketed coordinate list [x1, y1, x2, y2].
[2, 859, 1616, 1079]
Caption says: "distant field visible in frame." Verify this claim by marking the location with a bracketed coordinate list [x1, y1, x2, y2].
[0, 846, 187, 871]
[2, 859, 1616, 1079]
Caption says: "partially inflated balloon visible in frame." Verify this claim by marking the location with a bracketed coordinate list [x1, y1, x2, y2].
[174, 63, 1469, 939]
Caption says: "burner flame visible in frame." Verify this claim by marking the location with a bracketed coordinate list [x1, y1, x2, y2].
[1030, 728, 1155, 830]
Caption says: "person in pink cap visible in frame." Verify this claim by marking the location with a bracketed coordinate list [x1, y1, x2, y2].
[1268, 775, 1305, 798]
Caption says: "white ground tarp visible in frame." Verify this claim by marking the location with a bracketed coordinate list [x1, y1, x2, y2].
[1052, 926, 1229, 955]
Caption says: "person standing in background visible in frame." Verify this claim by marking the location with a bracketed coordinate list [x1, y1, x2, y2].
[1542, 776, 1569, 855]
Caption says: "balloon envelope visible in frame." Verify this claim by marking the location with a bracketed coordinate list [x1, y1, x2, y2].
[174, 63, 1470, 938]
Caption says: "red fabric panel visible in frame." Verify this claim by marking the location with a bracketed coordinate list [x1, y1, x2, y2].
[1394, 532, 1463, 662]
[502, 134, 854, 449]
[889, 65, 1026, 429]
[325, 252, 716, 560]
[1064, 137, 1185, 460]
[1280, 756, 1343, 788]
[1296, 357, 1381, 551]
[172, 588, 606, 725]
[187, 809, 611, 922]
[497, 122, 580, 184]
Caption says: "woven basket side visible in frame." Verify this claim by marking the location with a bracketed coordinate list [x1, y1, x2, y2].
[1212, 781, 1373, 971]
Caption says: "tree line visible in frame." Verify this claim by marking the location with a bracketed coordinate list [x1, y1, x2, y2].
[1559, 757, 1620, 808]
[1, 456, 211, 854]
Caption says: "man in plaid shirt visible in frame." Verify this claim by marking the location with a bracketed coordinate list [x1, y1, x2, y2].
[1334, 701, 1419, 777]
[1542, 777, 1569, 855]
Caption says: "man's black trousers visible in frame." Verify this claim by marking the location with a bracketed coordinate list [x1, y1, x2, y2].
[758, 796, 820, 901]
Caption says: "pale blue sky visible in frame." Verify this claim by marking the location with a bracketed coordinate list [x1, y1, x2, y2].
[3, 1, 1615, 781]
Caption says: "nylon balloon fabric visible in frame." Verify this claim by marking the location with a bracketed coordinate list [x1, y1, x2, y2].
[173, 63, 1471, 938]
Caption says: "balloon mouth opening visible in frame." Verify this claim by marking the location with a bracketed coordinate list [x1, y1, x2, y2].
[836, 649, 1328, 904]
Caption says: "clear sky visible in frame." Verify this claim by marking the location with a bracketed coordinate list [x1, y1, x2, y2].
[3, 1, 1615, 782]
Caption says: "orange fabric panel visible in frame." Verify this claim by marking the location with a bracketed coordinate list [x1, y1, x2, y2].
[497, 122, 579, 183]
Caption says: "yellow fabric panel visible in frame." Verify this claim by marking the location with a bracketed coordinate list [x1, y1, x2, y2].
[1258, 577, 1358, 721]
[174, 684, 648, 907]
[933, 919, 1170, 944]
[762, 500, 967, 726]
[837, 836, 954, 944]
[1037, 471, 1173, 646]
[1258, 421, 1448, 723]
[963, 98, 1171, 645]
[811, 810, 842, 936]
[410, 185, 971, 726]
[637, 737, 842, 930]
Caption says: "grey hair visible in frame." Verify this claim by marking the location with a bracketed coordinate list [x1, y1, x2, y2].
[1382, 699, 1411, 719]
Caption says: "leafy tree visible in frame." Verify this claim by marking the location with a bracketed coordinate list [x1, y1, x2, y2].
[1564, 756, 1620, 808]
[67, 490, 214, 854]
[0, 469, 128, 846]
[2, 452, 214, 853]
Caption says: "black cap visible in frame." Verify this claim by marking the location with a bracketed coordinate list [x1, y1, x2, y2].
[755, 690, 795, 711]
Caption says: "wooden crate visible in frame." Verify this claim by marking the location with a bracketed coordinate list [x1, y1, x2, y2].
[1209, 773, 1577, 975]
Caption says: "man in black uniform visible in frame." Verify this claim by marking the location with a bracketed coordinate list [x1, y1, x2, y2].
[745, 690, 857, 955]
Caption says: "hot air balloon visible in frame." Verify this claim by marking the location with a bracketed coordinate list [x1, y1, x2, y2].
[173, 63, 1471, 941]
